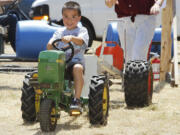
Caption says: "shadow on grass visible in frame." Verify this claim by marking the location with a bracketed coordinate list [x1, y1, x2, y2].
[22, 121, 37, 126]
[56, 117, 83, 130]
[153, 81, 166, 93]
[124, 102, 158, 111]
[109, 100, 125, 109]
[110, 86, 123, 92]
[32, 116, 85, 135]
[0, 86, 20, 91]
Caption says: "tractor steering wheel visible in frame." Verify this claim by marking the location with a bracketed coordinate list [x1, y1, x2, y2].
[52, 39, 74, 63]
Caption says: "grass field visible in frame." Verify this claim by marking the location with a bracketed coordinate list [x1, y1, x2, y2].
[0, 42, 180, 135]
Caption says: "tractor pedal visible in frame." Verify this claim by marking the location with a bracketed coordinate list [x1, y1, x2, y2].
[69, 98, 82, 116]
[69, 109, 82, 116]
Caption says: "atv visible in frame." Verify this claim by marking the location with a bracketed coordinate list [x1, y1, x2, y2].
[96, 20, 153, 107]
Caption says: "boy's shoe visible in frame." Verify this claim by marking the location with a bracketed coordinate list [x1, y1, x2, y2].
[69, 98, 82, 116]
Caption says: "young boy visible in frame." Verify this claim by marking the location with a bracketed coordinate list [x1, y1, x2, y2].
[47, 1, 89, 112]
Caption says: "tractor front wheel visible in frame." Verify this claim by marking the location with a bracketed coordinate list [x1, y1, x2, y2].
[40, 99, 57, 132]
[88, 75, 109, 125]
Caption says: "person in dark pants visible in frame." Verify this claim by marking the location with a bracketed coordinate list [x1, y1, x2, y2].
[0, 0, 34, 52]
[19, 0, 34, 16]
[0, 12, 18, 51]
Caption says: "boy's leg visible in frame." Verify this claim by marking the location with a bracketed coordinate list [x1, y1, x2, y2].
[72, 64, 84, 99]
[132, 15, 157, 60]
[69, 63, 84, 113]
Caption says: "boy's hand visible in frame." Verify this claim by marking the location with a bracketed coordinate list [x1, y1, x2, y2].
[150, 3, 160, 15]
[62, 35, 73, 43]
[105, 0, 119, 8]
[62, 35, 84, 46]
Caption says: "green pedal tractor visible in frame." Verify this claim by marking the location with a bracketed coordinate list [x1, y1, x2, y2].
[21, 39, 110, 132]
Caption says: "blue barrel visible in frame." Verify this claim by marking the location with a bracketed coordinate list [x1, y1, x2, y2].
[106, 22, 120, 46]
[151, 27, 174, 57]
[16, 20, 59, 59]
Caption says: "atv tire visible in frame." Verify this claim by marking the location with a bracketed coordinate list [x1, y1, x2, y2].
[89, 75, 109, 125]
[21, 73, 36, 122]
[124, 60, 153, 107]
[40, 99, 57, 132]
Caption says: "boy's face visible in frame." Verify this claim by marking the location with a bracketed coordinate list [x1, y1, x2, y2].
[62, 9, 81, 30]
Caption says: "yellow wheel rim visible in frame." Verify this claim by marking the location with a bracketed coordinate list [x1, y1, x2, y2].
[51, 107, 56, 125]
[103, 86, 108, 116]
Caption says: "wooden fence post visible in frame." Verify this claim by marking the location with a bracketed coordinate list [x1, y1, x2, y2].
[171, 0, 179, 86]
[160, 0, 173, 81]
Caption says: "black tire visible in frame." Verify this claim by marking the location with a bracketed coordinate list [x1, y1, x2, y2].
[40, 99, 57, 132]
[21, 73, 36, 122]
[124, 60, 153, 107]
[88, 75, 109, 125]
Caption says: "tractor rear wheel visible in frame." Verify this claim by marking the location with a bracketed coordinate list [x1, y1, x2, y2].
[88, 75, 109, 125]
[21, 73, 36, 122]
[40, 99, 57, 132]
[124, 60, 153, 107]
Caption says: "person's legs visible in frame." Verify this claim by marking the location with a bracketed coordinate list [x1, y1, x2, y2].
[117, 17, 136, 63]
[7, 14, 18, 51]
[0, 13, 18, 51]
[132, 15, 157, 60]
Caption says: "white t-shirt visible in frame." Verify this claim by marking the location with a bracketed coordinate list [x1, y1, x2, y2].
[49, 25, 89, 67]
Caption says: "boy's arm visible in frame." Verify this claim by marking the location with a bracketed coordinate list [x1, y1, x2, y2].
[62, 35, 84, 46]
[47, 35, 85, 50]
[47, 36, 56, 50]
[62, 27, 89, 47]
[47, 42, 53, 50]
[46, 29, 62, 50]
